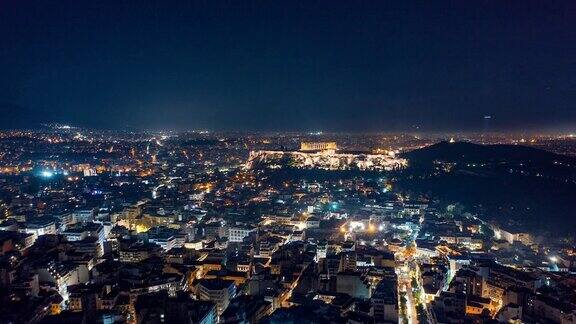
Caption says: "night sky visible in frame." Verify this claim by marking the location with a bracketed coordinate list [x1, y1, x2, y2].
[1, 0, 575, 132]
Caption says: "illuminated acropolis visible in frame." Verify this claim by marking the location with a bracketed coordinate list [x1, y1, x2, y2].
[300, 141, 338, 152]
[246, 142, 407, 171]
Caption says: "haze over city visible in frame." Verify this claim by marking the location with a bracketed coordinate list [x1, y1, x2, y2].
[1, 1, 576, 324]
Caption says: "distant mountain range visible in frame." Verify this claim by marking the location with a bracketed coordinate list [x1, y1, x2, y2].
[398, 141, 576, 236]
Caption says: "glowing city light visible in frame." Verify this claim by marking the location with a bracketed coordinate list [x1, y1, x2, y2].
[40, 170, 54, 178]
[549, 256, 558, 263]
[368, 223, 376, 233]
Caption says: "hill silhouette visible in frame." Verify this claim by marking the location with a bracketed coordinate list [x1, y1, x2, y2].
[398, 141, 576, 236]
[404, 141, 573, 167]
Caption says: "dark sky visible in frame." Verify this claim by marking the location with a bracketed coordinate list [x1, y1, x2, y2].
[1, 0, 575, 132]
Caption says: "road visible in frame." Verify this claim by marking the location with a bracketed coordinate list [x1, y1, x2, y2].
[405, 278, 419, 324]
[398, 261, 418, 324]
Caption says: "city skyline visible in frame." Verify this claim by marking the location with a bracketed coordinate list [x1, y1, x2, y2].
[1, 2, 576, 323]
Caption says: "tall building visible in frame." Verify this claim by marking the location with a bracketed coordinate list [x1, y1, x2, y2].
[228, 226, 256, 243]
[195, 279, 236, 318]
[135, 291, 216, 324]
[336, 271, 371, 299]
[371, 279, 399, 322]
[339, 251, 357, 272]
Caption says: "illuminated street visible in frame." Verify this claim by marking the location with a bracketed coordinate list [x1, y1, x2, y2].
[1, 1, 576, 322]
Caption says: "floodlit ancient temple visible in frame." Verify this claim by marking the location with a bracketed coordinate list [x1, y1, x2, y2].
[300, 141, 338, 152]
[246, 142, 407, 171]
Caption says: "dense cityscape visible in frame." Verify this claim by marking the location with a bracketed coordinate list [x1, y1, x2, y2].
[0, 128, 575, 323]
[2, 0, 576, 323]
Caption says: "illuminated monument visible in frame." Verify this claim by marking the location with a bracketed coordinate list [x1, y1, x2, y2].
[246, 142, 407, 171]
[300, 141, 338, 152]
